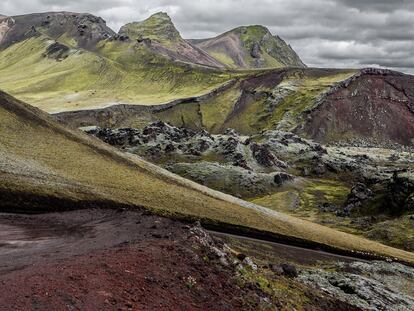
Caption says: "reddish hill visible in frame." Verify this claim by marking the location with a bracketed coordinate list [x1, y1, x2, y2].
[303, 69, 414, 146]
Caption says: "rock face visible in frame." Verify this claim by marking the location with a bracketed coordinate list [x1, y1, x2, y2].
[119, 12, 225, 68]
[0, 12, 115, 50]
[303, 69, 414, 146]
[388, 172, 414, 213]
[343, 183, 373, 215]
[192, 25, 305, 69]
[299, 260, 414, 311]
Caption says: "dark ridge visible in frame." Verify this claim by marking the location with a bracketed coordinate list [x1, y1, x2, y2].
[1, 12, 115, 50]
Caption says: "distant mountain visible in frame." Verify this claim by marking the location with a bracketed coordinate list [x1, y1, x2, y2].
[192, 25, 305, 69]
[0, 12, 115, 50]
[0, 11, 230, 113]
[119, 12, 225, 68]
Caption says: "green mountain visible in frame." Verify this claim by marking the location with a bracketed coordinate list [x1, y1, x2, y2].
[192, 25, 306, 69]
[119, 12, 224, 68]
[0, 12, 231, 113]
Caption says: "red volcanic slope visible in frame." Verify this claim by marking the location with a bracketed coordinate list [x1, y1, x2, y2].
[304, 69, 414, 146]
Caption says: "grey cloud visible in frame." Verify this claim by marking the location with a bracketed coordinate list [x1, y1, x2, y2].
[0, 0, 412, 73]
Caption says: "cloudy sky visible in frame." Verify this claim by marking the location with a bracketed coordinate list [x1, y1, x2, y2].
[1, 0, 413, 73]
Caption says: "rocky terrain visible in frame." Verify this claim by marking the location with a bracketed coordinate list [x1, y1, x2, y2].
[57, 67, 414, 147]
[1, 209, 413, 311]
[0, 8, 413, 311]
[85, 121, 414, 251]
[0, 12, 115, 50]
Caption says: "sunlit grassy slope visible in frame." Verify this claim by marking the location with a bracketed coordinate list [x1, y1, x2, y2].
[1, 90, 413, 264]
[0, 35, 231, 113]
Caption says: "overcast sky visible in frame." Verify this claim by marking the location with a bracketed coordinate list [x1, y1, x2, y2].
[1, 0, 413, 73]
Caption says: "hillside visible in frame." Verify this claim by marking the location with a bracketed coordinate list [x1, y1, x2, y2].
[192, 25, 305, 69]
[0, 12, 232, 113]
[61, 67, 414, 147]
[1, 90, 414, 264]
[119, 12, 225, 68]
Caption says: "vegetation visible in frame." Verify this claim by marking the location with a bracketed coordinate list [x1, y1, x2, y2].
[0, 33, 231, 113]
[1, 90, 414, 264]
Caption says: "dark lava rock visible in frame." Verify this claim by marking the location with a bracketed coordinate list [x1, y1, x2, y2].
[342, 183, 373, 216]
[348, 183, 373, 202]
[313, 163, 327, 176]
[317, 203, 338, 213]
[273, 172, 293, 186]
[250, 42, 262, 58]
[43, 42, 70, 61]
[250, 143, 280, 167]
[237, 253, 247, 261]
[280, 264, 298, 278]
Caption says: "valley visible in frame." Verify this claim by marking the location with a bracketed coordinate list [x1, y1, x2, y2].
[0, 8, 413, 311]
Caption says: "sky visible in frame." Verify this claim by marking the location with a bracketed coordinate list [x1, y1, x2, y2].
[1, 0, 413, 73]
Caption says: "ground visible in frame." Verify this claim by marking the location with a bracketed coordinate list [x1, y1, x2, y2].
[0, 209, 369, 311]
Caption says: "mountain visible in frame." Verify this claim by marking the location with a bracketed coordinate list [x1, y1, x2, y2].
[1, 89, 413, 263]
[192, 25, 306, 69]
[0, 12, 231, 113]
[0, 12, 115, 50]
[119, 12, 224, 68]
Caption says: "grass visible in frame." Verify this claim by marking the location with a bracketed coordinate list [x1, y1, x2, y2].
[0, 35, 232, 113]
[1, 90, 414, 264]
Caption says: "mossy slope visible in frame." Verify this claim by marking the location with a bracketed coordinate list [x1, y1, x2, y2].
[1, 90, 414, 264]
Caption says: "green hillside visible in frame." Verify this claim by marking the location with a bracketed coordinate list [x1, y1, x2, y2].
[0, 12, 231, 113]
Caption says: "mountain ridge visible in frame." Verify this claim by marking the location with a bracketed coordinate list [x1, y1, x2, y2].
[192, 24, 306, 69]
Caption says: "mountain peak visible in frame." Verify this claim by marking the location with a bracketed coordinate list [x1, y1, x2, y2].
[0, 12, 115, 49]
[194, 24, 305, 69]
[119, 11, 180, 43]
[148, 12, 172, 21]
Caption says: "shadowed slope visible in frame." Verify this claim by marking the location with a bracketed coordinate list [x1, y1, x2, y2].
[0, 90, 413, 264]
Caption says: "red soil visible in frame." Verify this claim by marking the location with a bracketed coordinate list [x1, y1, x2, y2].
[305, 71, 414, 145]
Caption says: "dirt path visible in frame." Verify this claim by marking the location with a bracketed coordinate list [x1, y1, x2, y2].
[210, 231, 368, 266]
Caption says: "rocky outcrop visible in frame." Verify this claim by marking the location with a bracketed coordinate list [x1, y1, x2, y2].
[388, 172, 414, 213]
[299, 260, 414, 311]
[0, 15, 14, 45]
[343, 183, 373, 215]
